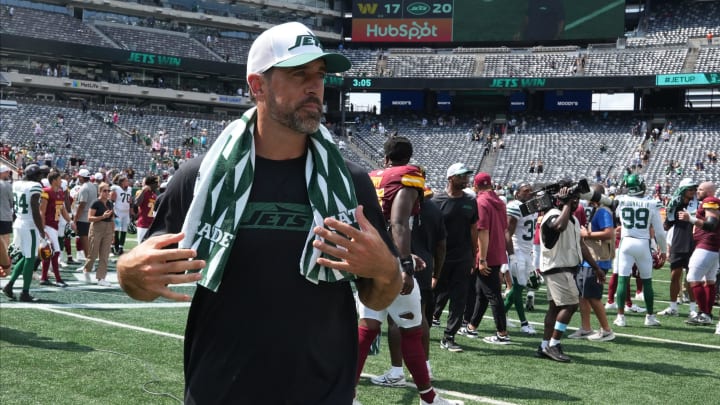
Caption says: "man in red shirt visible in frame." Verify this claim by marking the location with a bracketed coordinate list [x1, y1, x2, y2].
[683, 181, 719, 327]
[134, 176, 158, 243]
[460, 172, 510, 344]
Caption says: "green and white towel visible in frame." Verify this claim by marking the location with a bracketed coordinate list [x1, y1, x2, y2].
[180, 107, 359, 291]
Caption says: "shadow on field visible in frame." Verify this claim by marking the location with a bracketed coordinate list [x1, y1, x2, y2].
[0, 326, 93, 352]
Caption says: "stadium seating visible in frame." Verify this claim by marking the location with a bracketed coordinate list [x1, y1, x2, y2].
[628, 0, 720, 47]
[0, 5, 115, 47]
[694, 47, 720, 72]
[584, 48, 688, 76]
[95, 23, 222, 61]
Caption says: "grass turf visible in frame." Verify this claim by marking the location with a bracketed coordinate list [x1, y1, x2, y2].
[1, 255, 718, 404]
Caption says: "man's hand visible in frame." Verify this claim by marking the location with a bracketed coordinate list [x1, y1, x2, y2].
[117, 232, 204, 302]
[400, 271, 415, 295]
[679, 209, 693, 222]
[313, 205, 402, 310]
[594, 268, 606, 285]
[312, 205, 397, 282]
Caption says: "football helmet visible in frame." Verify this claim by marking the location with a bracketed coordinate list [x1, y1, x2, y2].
[625, 174, 646, 196]
[652, 250, 665, 270]
[8, 243, 22, 262]
[38, 239, 54, 260]
[64, 222, 76, 239]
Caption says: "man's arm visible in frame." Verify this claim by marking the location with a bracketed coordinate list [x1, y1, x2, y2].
[31, 194, 45, 238]
[580, 240, 605, 284]
[391, 187, 417, 295]
[505, 215, 518, 255]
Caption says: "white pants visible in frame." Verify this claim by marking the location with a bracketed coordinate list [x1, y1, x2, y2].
[137, 227, 149, 244]
[510, 251, 533, 287]
[358, 285, 422, 329]
[12, 226, 41, 258]
[44, 226, 60, 252]
[616, 237, 652, 278]
[114, 213, 131, 232]
[687, 248, 719, 283]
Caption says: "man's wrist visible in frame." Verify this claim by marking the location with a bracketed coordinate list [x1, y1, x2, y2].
[399, 256, 414, 275]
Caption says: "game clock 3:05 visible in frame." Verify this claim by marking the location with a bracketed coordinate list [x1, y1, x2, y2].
[352, 78, 373, 88]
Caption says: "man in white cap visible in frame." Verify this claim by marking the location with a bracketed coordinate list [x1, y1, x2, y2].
[432, 162, 478, 353]
[74, 168, 96, 267]
[659, 178, 699, 316]
[116, 22, 410, 405]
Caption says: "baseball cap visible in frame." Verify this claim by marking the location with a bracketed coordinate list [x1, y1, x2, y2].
[446, 163, 472, 179]
[77, 169, 91, 178]
[246, 22, 351, 80]
[474, 172, 493, 187]
[0, 164, 9, 173]
[678, 178, 698, 188]
[94, 172, 104, 181]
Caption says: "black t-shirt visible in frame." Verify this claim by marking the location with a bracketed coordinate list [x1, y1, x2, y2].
[411, 198, 446, 290]
[89, 199, 114, 222]
[432, 191, 478, 263]
[148, 154, 391, 404]
[666, 199, 696, 254]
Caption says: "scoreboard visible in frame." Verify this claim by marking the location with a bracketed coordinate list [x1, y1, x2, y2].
[351, 0, 625, 43]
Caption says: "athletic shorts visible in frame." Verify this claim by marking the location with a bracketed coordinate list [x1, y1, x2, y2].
[687, 248, 719, 283]
[76, 221, 90, 237]
[358, 285, 422, 329]
[544, 270, 580, 306]
[0, 220, 12, 234]
[575, 266, 608, 300]
[669, 251, 692, 270]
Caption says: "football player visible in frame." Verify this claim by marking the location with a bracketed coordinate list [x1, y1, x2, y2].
[2, 164, 48, 302]
[683, 182, 719, 326]
[503, 183, 538, 335]
[612, 174, 667, 327]
[39, 170, 73, 287]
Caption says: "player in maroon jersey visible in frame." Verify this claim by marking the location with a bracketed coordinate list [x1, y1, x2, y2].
[682, 182, 719, 326]
[39, 170, 74, 286]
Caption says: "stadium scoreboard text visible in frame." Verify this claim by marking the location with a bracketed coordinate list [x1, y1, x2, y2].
[351, 0, 625, 43]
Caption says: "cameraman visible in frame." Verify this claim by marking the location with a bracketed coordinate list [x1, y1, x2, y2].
[537, 181, 603, 362]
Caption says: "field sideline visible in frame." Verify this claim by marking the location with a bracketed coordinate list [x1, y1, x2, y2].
[1, 259, 718, 405]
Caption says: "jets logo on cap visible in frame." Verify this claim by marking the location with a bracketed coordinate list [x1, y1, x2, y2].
[289, 34, 323, 51]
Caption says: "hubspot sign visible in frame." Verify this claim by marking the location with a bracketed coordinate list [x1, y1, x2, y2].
[352, 19, 452, 42]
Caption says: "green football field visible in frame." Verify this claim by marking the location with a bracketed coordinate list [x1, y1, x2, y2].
[1, 244, 718, 404]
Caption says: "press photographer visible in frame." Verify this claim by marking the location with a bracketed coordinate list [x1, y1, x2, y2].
[536, 179, 604, 363]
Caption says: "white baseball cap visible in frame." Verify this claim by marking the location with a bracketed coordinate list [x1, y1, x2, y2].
[0, 164, 10, 173]
[246, 22, 351, 80]
[94, 172, 104, 181]
[446, 163, 473, 179]
[77, 169, 91, 178]
[678, 178, 698, 189]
